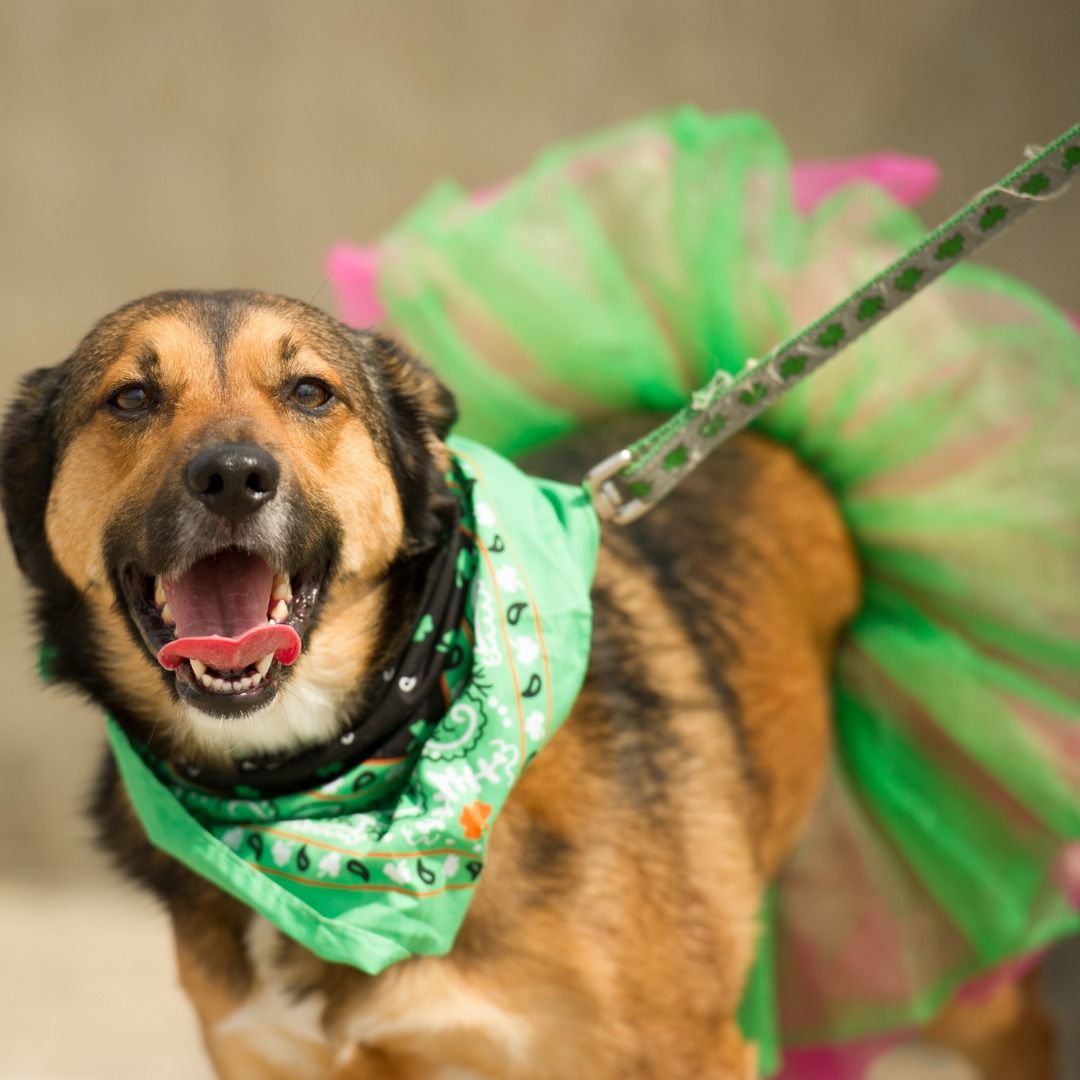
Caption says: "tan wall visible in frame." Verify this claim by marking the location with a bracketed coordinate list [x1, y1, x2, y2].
[0, 0, 1077, 881]
[0, 5, 1078, 1077]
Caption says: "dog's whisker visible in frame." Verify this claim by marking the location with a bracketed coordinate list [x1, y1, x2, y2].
[305, 275, 330, 309]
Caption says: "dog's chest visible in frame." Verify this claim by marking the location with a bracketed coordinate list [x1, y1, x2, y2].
[205, 917, 332, 1077]
[204, 917, 523, 1079]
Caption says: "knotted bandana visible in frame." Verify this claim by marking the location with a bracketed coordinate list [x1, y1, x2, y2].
[107, 438, 599, 974]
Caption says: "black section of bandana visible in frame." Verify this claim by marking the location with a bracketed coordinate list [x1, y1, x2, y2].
[169, 499, 472, 798]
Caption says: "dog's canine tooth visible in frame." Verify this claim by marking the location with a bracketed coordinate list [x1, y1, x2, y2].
[272, 571, 290, 589]
[271, 581, 292, 601]
[190, 658, 207, 680]
[250, 672, 263, 688]
[269, 599, 289, 622]
[161, 603, 175, 626]
[154, 578, 166, 608]
[255, 653, 273, 677]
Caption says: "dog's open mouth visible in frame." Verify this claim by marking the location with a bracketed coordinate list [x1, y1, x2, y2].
[118, 549, 326, 715]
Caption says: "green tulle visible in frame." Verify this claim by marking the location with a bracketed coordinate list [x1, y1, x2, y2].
[366, 108, 1080, 1065]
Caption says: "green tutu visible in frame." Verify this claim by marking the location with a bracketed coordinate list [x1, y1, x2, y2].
[328, 109, 1080, 1071]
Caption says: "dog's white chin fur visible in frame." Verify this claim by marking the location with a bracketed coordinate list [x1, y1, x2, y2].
[180, 666, 342, 759]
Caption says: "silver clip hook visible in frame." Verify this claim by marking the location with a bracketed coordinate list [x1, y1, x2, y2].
[584, 448, 651, 525]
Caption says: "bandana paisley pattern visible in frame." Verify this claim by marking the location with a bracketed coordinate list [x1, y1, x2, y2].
[108, 437, 599, 974]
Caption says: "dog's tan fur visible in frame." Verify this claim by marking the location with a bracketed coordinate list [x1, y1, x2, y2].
[1, 292, 1057, 1078]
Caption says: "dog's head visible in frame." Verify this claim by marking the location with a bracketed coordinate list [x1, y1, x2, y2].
[0, 290, 456, 763]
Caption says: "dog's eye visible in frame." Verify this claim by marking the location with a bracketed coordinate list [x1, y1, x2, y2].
[107, 383, 155, 415]
[287, 379, 333, 411]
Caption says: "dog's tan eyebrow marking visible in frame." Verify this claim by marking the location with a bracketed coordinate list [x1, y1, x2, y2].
[94, 342, 160, 401]
[134, 345, 160, 383]
[272, 333, 353, 407]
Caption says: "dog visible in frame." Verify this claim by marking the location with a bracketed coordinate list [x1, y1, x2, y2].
[0, 289, 1058, 1078]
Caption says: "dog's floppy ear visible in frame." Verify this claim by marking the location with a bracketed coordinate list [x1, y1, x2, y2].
[369, 332, 458, 443]
[1, 364, 65, 586]
[362, 333, 458, 555]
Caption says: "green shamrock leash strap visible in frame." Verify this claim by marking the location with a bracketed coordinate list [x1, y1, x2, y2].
[107, 438, 599, 973]
[587, 120, 1080, 523]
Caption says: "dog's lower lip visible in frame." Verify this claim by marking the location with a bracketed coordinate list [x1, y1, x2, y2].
[170, 655, 286, 718]
[175, 655, 280, 710]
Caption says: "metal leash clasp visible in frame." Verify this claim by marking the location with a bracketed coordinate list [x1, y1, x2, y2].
[584, 448, 651, 525]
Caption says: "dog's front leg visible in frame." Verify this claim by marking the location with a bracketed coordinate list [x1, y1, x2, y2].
[331, 1044, 492, 1080]
[925, 969, 1056, 1080]
[703, 1022, 759, 1080]
[176, 933, 336, 1080]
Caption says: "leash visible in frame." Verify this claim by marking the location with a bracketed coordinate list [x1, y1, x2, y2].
[586, 121, 1080, 524]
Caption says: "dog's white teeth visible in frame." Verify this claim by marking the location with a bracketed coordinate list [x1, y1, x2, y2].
[160, 603, 175, 626]
[154, 578, 166, 608]
[271, 573, 291, 600]
[193, 659, 268, 693]
[268, 574, 291, 618]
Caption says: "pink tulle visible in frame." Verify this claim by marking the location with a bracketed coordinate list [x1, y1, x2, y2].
[790, 154, 939, 214]
[326, 154, 941, 330]
[1059, 842, 1080, 907]
[956, 952, 1045, 1005]
[325, 243, 383, 329]
[779, 1036, 901, 1080]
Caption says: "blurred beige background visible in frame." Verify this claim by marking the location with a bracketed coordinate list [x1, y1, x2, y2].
[0, 2, 1077, 1077]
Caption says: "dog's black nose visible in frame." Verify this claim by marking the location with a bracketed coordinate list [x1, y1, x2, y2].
[185, 443, 279, 521]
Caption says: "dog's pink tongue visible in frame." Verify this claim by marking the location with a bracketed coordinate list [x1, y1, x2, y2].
[158, 625, 300, 671]
[156, 551, 301, 671]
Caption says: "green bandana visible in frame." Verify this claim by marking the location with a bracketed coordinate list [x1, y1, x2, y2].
[107, 437, 599, 974]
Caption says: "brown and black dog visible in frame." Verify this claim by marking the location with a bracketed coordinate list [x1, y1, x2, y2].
[0, 290, 1057, 1078]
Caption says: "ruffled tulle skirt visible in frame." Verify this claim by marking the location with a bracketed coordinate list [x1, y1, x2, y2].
[327, 109, 1080, 1076]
